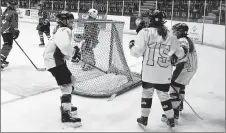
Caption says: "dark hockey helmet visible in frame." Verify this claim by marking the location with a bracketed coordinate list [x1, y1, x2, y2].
[56, 11, 74, 21]
[172, 23, 189, 39]
[56, 11, 74, 28]
[149, 10, 167, 27]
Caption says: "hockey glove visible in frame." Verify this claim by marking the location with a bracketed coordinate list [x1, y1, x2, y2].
[71, 46, 81, 63]
[13, 29, 20, 39]
[171, 54, 178, 66]
[129, 40, 135, 49]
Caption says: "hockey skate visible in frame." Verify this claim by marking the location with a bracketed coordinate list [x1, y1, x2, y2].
[60, 105, 78, 118]
[161, 114, 175, 131]
[1, 55, 9, 70]
[1, 61, 9, 70]
[137, 116, 148, 131]
[60, 96, 77, 117]
[39, 43, 45, 47]
[60, 106, 82, 128]
[70, 105, 77, 117]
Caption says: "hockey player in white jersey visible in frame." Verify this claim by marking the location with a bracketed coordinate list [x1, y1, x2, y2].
[169, 23, 198, 123]
[43, 11, 82, 127]
[129, 10, 187, 130]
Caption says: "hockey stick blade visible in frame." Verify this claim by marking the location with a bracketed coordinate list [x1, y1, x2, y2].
[182, 97, 204, 120]
[108, 93, 117, 101]
[37, 68, 46, 71]
[107, 80, 142, 102]
[171, 85, 204, 120]
[14, 40, 46, 71]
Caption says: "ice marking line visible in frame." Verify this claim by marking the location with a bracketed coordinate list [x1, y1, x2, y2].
[1, 87, 59, 105]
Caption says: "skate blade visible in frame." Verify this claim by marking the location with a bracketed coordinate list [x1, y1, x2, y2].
[138, 123, 147, 131]
[161, 117, 176, 132]
[64, 122, 82, 128]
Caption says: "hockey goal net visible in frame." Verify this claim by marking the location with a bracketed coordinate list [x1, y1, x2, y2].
[67, 20, 141, 98]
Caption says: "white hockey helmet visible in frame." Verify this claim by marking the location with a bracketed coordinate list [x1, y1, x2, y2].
[88, 8, 98, 19]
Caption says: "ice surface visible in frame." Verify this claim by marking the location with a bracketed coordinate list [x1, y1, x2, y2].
[1, 22, 225, 132]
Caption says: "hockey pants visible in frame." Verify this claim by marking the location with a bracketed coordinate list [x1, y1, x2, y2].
[141, 82, 174, 119]
[1, 33, 14, 59]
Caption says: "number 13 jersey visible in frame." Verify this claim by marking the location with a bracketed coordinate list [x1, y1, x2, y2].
[130, 28, 185, 84]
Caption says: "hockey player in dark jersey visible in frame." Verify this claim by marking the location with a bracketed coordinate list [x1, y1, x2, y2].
[80, 8, 100, 71]
[1, 0, 20, 70]
[36, 3, 51, 47]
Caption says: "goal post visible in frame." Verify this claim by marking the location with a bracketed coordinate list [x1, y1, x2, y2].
[67, 19, 142, 97]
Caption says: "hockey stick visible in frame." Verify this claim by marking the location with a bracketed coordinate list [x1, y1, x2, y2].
[171, 85, 204, 120]
[81, 59, 108, 74]
[108, 79, 142, 101]
[14, 40, 46, 71]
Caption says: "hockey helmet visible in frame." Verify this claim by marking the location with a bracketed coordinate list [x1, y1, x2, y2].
[149, 10, 167, 27]
[88, 8, 98, 19]
[56, 10, 74, 20]
[172, 23, 189, 38]
[56, 10, 74, 27]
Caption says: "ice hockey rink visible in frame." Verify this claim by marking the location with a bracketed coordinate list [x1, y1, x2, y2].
[1, 22, 225, 132]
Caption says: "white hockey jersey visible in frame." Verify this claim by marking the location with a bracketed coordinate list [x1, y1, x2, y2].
[43, 27, 74, 70]
[172, 37, 198, 85]
[130, 28, 185, 84]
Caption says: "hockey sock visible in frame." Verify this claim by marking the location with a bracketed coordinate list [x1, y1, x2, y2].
[141, 87, 154, 117]
[157, 90, 174, 119]
[38, 31, 44, 44]
[169, 85, 181, 109]
[179, 86, 185, 110]
[179, 86, 185, 100]
[45, 32, 51, 40]
[61, 94, 72, 111]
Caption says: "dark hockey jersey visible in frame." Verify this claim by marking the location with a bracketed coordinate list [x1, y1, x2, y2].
[1, 7, 18, 34]
[38, 10, 49, 25]
[84, 22, 99, 42]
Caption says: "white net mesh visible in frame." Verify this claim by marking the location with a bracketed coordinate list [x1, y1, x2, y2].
[67, 20, 141, 97]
